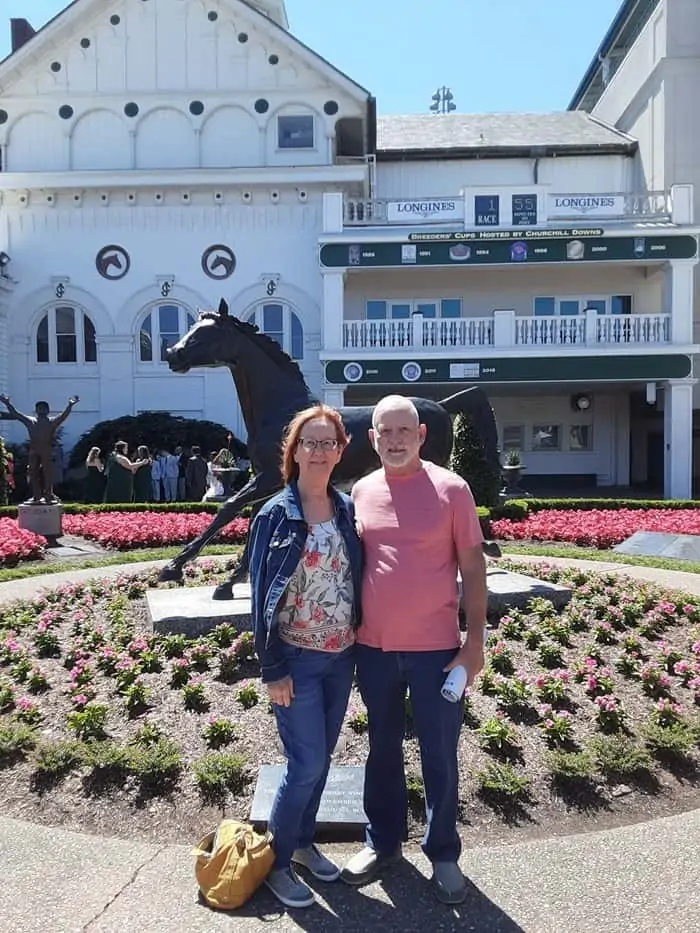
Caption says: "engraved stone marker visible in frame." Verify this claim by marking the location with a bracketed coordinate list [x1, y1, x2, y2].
[250, 765, 368, 830]
[146, 584, 252, 636]
[614, 531, 700, 562]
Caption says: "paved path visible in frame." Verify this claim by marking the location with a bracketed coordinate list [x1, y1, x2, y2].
[0, 555, 699, 932]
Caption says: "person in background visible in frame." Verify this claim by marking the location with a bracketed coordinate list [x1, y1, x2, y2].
[103, 441, 148, 504]
[341, 395, 487, 906]
[161, 448, 179, 502]
[133, 445, 153, 503]
[175, 445, 188, 501]
[185, 445, 209, 502]
[248, 405, 362, 910]
[84, 446, 105, 504]
[151, 452, 163, 501]
[203, 450, 224, 500]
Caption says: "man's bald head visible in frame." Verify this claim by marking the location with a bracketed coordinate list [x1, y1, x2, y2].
[371, 395, 420, 431]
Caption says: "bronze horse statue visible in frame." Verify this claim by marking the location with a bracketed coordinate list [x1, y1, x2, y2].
[160, 300, 501, 597]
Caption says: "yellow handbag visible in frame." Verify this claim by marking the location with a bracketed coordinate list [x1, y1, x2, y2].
[193, 820, 275, 909]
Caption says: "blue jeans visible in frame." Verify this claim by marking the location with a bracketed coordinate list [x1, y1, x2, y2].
[356, 645, 463, 863]
[269, 643, 355, 869]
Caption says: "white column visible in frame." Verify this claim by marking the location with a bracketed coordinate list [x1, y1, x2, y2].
[664, 260, 696, 344]
[493, 309, 515, 347]
[663, 379, 695, 499]
[322, 193, 344, 234]
[585, 307, 599, 344]
[97, 335, 136, 420]
[321, 270, 345, 352]
[670, 184, 694, 225]
[323, 387, 345, 408]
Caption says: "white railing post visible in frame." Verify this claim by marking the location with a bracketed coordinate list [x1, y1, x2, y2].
[493, 309, 515, 348]
[322, 192, 344, 233]
[322, 271, 345, 350]
[411, 313, 425, 348]
[585, 308, 598, 344]
[670, 185, 694, 225]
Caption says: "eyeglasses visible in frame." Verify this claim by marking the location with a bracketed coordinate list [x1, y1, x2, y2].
[298, 438, 340, 452]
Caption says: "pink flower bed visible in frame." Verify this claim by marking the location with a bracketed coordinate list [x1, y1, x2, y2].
[491, 508, 700, 549]
[63, 512, 250, 550]
[0, 518, 46, 566]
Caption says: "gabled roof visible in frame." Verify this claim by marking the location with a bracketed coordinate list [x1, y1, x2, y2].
[376, 111, 637, 160]
[0, 0, 370, 101]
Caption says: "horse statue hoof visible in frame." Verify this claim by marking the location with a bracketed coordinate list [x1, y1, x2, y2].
[158, 563, 184, 583]
[212, 580, 234, 601]
[483, 540, 502, 559]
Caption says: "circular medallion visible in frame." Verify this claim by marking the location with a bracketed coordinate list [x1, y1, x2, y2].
[201, 245, 237, 280]
[343, 362, 364, 383]
[401, 361, 422, 383]
[95, 244, 131, 280]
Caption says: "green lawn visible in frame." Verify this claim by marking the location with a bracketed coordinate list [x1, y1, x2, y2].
[501, 542, 700, 575]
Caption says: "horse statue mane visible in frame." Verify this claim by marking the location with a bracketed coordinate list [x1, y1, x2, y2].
[203, 299, 307, 385]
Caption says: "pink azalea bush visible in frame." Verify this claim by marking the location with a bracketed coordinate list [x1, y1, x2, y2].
[0, 518, 46, 566]
[491, 508, 700, 549]
[62, 512, 249, 550]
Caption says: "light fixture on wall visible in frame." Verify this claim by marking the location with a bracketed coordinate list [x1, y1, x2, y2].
[571, 393, 592, 412]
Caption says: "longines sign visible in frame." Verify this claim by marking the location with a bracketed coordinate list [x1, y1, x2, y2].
[386, 199, 464, 224]
[547, 194, 626, 218]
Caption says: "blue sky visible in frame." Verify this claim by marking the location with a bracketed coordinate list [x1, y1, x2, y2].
[1, 0, 622, 113]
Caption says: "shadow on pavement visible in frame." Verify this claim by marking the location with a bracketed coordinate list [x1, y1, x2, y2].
[217, 858, 525, 933]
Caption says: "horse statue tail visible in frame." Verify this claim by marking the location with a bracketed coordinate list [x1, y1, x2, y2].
[438, 386, 500, 470]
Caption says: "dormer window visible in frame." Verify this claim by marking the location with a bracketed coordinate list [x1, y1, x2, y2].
[278, 115, 314, 149]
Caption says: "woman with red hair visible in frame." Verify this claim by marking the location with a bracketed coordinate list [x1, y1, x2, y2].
[248, 404, 362, 910]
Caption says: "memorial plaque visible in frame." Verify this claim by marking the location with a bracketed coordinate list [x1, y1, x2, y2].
[614, 531, 700, 562]
[146, 584, 252, 636]
[482, 569, 573, 616]
[250, 765, 367, 831]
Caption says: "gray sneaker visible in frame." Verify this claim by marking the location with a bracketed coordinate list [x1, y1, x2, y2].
[265, 867, 315, 909]
[431, 861, 467, 905]
[340, 845, 402, 886]
[292, 844, 341, 881]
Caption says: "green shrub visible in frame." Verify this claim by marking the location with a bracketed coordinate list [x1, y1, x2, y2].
[546, 750, 596, 781]
[69, 411, 247, 468]
[490, 500, 530, 521]
[193, 752, 249, 799]
[589, 734, 652, 776]
[474, 761, 530, 796]
[449, 413, 501, 508]
[33, 739, 86, 780]
[525, 498, 697, 512]
[0, 722, 36, 762]
[128, 736, 182, 787]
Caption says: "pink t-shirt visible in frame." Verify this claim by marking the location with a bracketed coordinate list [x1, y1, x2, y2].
[352, 460, 483, 651]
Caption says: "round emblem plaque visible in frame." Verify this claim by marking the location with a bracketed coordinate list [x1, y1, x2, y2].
[202, 245, 237, 280]
[95, 245, 131, 280]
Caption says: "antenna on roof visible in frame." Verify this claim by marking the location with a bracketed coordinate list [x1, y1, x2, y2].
[429, 86, 456, 114]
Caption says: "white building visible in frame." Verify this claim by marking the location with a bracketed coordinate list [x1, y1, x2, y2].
[0, 0, 697, 498]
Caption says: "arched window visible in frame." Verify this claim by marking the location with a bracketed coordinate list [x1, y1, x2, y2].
[246, 302, 304, 360]
[35, 305, 97, 364]
[139, 304, 196, 363]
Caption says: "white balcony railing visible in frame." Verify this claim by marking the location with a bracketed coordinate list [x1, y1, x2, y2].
[341, 312, 672, 351]
[341, 190, 677, 227]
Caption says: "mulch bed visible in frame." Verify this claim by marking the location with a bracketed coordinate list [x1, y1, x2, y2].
[1, 559, 699, 849]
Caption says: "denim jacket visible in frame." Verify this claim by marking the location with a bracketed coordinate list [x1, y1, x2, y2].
[248, 481, 363, 684]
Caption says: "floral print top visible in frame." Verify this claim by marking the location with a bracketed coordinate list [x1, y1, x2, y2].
[278, 519, 356, 653]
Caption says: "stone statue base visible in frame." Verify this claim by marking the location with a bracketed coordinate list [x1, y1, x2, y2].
[18, 502, 63, 538]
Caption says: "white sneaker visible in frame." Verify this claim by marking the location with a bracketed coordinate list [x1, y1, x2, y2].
[265, 867, 315, 909]
[340, 845, 402, 886]
[292, 844, 341, 881]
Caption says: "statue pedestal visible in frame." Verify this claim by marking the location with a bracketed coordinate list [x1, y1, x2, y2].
[18, 503, 63, 538]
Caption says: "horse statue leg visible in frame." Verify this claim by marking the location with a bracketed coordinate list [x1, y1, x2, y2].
[158, 472, 280, 587]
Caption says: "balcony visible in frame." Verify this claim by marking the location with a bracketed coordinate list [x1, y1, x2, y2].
[341, 311, 672, 352]
[342, 190, 675, 227]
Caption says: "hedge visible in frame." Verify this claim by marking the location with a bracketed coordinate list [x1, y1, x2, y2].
[1, 497, 695, 526]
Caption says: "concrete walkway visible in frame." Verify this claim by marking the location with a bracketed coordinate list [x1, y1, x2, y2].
[1, 555, 699, 932]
